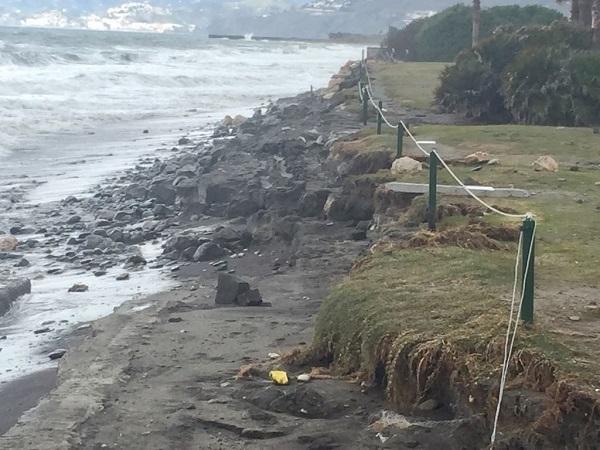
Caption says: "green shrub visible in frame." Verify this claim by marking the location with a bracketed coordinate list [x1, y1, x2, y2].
[385, 5, 564, 63]
[436, 22, 600, 126]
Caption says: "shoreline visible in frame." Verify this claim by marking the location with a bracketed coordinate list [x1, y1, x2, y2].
[0, 61, 414, 448]
[0, 61, 367, 443]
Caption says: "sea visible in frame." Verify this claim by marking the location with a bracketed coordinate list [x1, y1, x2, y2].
[0, 26, 361, 384]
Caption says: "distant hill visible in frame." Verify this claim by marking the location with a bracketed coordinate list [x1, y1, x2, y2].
[0, 1, 567, 37]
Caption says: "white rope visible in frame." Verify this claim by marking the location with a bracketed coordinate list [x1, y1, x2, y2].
[359, 61, 527, 219]
[366, 86, 399, 129]
[490, 220, 536, 447]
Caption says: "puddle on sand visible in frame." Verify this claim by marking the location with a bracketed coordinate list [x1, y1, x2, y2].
[0, 241, 171, 386]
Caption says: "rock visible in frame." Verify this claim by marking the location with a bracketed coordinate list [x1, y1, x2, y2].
[149, 180, 176, 205]
[66, 215, 81, 225]
[391, 157, 422, 175]
[168, 317, 183, 323]
[297, 374, 311, 382]
[0, 278, 31, 316]
[214, 273, 262, 306]
[298, 190, 330, 217]
[568, 315, 581, 322]
[487, 159, 500, 166]
[206, 183, 236, 204]
[84, 234, 112, 250]
[126, 254, 147, 266]
[153, 204, 172, 217]
[15, 258, 30, 267]
[68, 283, 89, 293]
[232, 114, 247, 126]
[48, 349, 67, 360]
[193, 242, 226, 262]
[116, 273, 130, 281]
[34, 327, 51, 335]
[0, 235, 18, 252]
[124, 184, 148, 201]
[64, 196, 79, 204]
[533, 155, 559, 172]
[178, 137, 191, 145]
[464, 152, 491, 164]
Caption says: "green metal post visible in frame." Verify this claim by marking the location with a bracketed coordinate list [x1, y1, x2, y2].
[520, 217, 536, 324]
[377, 101, 383, 135]
[397, 124, 404, 158]
[362, 88, 368, 126]
[428, 151, 438, 231]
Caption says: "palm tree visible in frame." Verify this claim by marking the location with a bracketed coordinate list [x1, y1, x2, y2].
[570, 0, 581, 22]
[593, 0, 600, 43]
[580, 0, 593, 26]
[472, 0, 481, 48]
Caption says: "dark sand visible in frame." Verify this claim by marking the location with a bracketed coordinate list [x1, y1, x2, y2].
[0, 368, 57, 435]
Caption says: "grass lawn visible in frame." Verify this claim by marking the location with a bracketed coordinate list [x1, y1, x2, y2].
[314, 62, 600, 392]
[369, 61, 448, 110]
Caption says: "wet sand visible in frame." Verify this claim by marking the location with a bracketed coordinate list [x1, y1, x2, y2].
[0, 368, 57, 435]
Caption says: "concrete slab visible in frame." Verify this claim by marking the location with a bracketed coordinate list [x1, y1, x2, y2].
[384, 182, 530, 198]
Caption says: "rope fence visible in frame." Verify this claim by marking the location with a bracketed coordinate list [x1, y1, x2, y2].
[357, 57, 538, 449]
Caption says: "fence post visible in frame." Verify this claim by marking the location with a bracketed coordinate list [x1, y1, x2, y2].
[362, 88, 368, 126]
[428, 151, 438, 231]
[520, 216, 536, 324]
[397, 124, 404, 158]
[377, 101, 383, 135]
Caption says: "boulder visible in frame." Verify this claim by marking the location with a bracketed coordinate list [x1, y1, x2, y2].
[0, 278, 31, 316]
[298, 190, 330, 217]
[66, 215, 81, 225]
[68, 283, 89, 293]
[0, 235, 18, 252]
[464, 152, 491, 165]
[124, 183, 148, 201]
[391, 157, 422, 175]
[84, 235, 112, 250]
[193, 242, 226, 262]
[206, 183, 236, 204]
[149, 180, 176, 205]
[126, 254, 147, 267]
[534, 155, 559, 172]
[215, 273, 262, 306]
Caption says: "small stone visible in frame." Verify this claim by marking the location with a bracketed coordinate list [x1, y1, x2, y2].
[297, 374, 311, 382]
[168, 317, 183, 323]
[15, 258, 30, 267]
[568, 315, 581, 322]
[68, 283, 89, 293]
[48, 349, 67, 360]
[487, 159, 500, 166]
[116, 273, 130, 281]
[34, 327, 51, 335]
